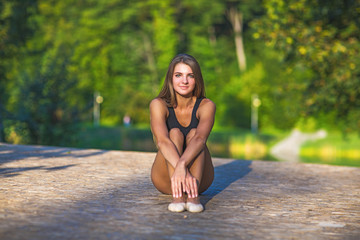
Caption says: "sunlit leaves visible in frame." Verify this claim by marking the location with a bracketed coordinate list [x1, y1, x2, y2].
[252, 0, 360, 130]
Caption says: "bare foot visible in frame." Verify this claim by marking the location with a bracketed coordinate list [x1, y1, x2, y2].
[186, 196, 200, 204]
[171, 195, 185, 204]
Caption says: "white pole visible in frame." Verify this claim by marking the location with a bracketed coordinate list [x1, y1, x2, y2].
[251, 94, 261, 134]
[93, 91, 103, 126]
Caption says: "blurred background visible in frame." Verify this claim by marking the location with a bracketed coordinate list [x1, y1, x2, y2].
[0, 0, 359, 167]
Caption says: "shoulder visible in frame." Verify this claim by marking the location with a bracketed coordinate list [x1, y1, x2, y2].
[150, 98, 169, 115]
[199, 98, 216, 111]
[150, 98, 167, 109]
[198, 98, 216, 117]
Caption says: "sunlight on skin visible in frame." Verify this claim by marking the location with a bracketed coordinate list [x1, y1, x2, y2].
[172, 63, 196, 99]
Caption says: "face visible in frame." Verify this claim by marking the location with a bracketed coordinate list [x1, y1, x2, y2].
[172, 63, 196, 97]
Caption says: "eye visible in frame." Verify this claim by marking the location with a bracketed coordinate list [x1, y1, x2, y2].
[189, 74, 195, 78]
[175, 73, 181, 78]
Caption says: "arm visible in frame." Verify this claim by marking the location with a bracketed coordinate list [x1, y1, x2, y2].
[171, 99, 215, 198]
[178, 99, 216, 167]
[149, 98, 180, 168]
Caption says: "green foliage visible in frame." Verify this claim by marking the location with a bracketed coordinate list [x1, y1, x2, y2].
[251, 0, 360, 131]
[1, 0, 359, 146]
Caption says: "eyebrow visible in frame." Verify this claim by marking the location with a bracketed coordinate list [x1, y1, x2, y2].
[174, 72, 194, 74]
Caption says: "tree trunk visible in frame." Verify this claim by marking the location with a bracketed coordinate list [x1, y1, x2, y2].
[227, 7, 246, 72]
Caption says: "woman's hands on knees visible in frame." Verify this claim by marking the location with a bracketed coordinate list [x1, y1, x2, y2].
[171, 161, 186, 198]
[171, 161, 198, 199]
[185, 169, 198, 199]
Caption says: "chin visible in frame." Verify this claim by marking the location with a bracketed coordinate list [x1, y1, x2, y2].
[177, 91, 194, 98]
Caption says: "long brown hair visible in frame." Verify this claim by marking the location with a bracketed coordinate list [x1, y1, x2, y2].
[157, 53, 206, 107]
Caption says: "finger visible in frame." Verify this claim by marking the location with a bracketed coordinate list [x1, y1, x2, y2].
[192, 178, 197, 198]
[188, 178, 195, 198]
[193, 178, 199, 197]
[171, 179, 176, 198]
[189, 177, 196, 198]
[174, 179, 179, 198]
[183, 180, 187, 195]
[181, 180, 186, 196]
[185, 180, 191, 195]
[178, 180, 183, 197]
[175, 180, 180, 198]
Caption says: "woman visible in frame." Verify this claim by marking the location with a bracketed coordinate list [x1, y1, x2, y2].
[150, 54, 216, 213]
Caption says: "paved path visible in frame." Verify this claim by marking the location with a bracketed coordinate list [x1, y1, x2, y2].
[0, 143, 359, 239]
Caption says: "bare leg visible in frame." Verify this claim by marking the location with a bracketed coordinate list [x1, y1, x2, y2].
[151, 128, 214, 212]
[151, 152, 172, 194]
[167, 128, 186, 203]
[185, 128, 214, 204]
[151, 128, 185, 203]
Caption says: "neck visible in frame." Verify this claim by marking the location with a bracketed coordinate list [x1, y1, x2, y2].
[176, 94, 195, 108]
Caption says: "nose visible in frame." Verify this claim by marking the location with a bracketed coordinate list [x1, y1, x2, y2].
[182, 76, 188, 84]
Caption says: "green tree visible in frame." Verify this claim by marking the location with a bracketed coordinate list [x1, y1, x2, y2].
[5, 0, 339, 147]
[0, 0, 38, 142]
[2, 0, 87, 144]
[252, 0, 360, 131]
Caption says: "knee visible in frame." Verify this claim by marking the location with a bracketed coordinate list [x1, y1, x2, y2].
[186, 128, 197, 145]
[169, 128, 184, 143]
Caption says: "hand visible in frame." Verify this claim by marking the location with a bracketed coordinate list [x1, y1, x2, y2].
[185, 169, 198, 199]
[171, 161, 186, 198]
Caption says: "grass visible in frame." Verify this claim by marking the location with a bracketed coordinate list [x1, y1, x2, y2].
[68, 125, 285, 161]
[17, 124, 359, 168]
[207, 128, 284, 161]
[69, 125, 156, 152]
[300, 131, 360, 167]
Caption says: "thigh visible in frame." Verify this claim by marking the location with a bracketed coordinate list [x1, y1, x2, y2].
[151, 151, 172, 195]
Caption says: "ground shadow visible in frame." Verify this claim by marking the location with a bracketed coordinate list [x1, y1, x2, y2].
[0, 143, 107, 165]
[201, 159, 252, 206]
[0, 164, 77, 178]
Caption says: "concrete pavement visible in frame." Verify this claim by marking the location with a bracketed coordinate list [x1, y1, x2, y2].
[0, 143, 359, 239]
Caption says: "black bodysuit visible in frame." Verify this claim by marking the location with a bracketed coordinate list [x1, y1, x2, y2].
[166, 98, 204, 150]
